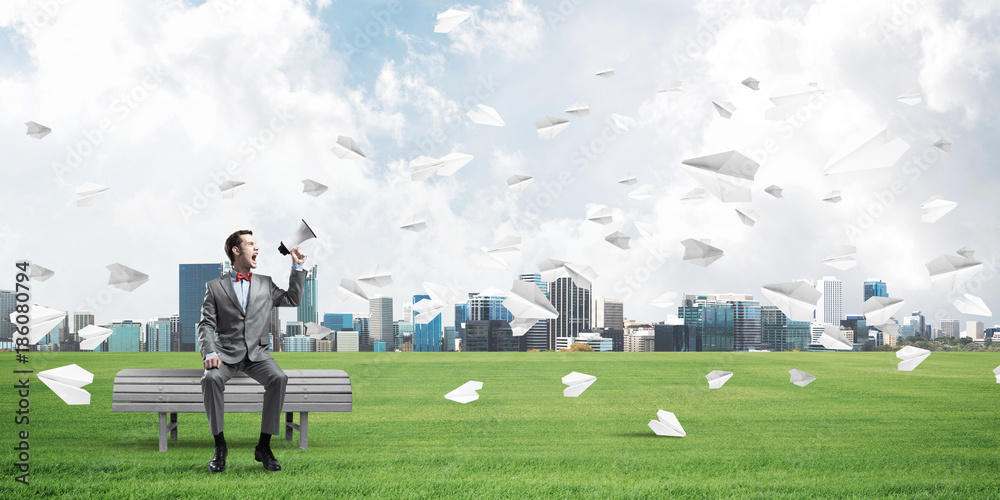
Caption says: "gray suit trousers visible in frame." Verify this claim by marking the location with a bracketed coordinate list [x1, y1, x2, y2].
[201, 356, 288, 435]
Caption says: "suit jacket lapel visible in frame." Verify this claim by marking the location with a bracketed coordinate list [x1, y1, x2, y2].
[220, 276, 244, 317]
[248, 274, 266, 318]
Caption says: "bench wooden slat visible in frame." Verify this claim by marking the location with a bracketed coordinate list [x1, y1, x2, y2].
[113, 384, 352, 394]
[112, 402, 351, 413]
[113, 393, 351, 403]
[114, 368, 348, 378]
[113, 376, 349, 385]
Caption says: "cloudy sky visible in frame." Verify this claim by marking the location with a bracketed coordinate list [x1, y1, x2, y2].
[2, 0, 998, 331]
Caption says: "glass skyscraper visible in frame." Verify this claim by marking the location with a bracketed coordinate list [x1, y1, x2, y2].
[146, 318, 172, 352]
[519, 274, 550, 351]
[108, 320, 142, 352]
[298, 265, 318, 325]
[863, 279, 888, 302]
[413, 294, 442, 352]
[323, 313, 353, 331]
[761, 306, 811, 351]
[178, 263, 224, 352]
[0, 290, 15, 342]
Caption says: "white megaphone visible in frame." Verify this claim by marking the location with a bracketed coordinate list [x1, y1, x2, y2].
[278, 219, 317, 255]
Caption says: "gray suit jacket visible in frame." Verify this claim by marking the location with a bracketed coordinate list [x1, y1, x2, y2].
[198, 269, 307, 364]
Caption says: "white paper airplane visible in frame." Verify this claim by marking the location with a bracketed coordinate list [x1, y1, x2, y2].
[506, 175, 533, 193]
[681, 238, 724, 267]
[220, 180, 246, 199]
[587, 207, 614, 225]
[993, 365, 1000, 383]
[919, 196, 957, 223]
[741, 77, 760, 90]
[618, 173, 637, 185]
[358, 264, 392, 288]
[956, 247, 975, 259]
[503, 280, 559, 335]
[628, 184, 654, 200]
[933, 139, 952, 152]
[434, 9, 471, 33]
[76, 182, 110, 207]
[467, 104, 506, 127]
[822, 190, 842, 203]
[648, 410, 685, 437]
[302, 179, 328, 197]
[897, 88, 921, 105]
[862, 296, 904, 325]
[471, 235, 522, 270]
[400, 214, 428, 232]
[610, 113, 637, 132]
[38, 364, 93, 405]
[107, 263, 149, 292]
[896, 345, 930, 371]
[652, 292, 677, 308]
[822, 246, 857, 271]
[764, 185, 783, 198]
[657, 81, 682, 93]
[706, 370, 733, 389]
[563, 372, 596, 397]
[953, 293, 992, 316]
[303, 322, 333, 340]
[712, 100, 736, 119]
[681, 188, 706, 202]
[764, 84, 824, 120]
[412, 298, 445, 324]
[595, 65, 614, 78]
[445, 381, 482, 404]
[536, 116, 570, 139]
[788, 369, 815, 387]
[330, 135, 366, 160]
[819, 324, 853, 350]
[565, 101, 590, 117]
[336, 278, 369, 303]
[634, 221, 656, 238]
[537, 259, 598, 289]
[681, 151, 759, 203]
[605, 231, 631, 250]
[29, 263, 55, 282]
[760, 281, 822, 323]
[25, 121, 52, 139]
[735, 208, 759, 227]
[824, 125, 910, 175]
[78, 324, 113, 350]
[10, 305, 66, 345]
[926, 254, 983, 292]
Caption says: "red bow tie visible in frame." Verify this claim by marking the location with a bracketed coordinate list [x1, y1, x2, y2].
[236, 272, 252, 282]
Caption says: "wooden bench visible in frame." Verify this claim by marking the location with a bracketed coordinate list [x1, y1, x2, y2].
[112, 369, 351, 452]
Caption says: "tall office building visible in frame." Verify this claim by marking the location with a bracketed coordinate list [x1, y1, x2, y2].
[283, 335, 316, 352]
[454, 303, 467, 338]
[653, 323, 696, 352]
[547, 276, 590, 350]
[941, 319, 961, 338]
[169, 313, 181, 352]
[815, 276, 843, 325]
[840, 315, 870, 345]
[1, 290, 15, 341]
[592, 298, 625, 331]
[286, 321, 303, 337]
[678, 295, 736, 351]
[146, 317, 172, 352]
[910, 311, 926, 338]
[73, 311, 95, 337]
[863, 279, 888, 302]
[179, 263, 225, 352]
[443, 326, 457, 351]
[965, 321, 985, 340]
[369, 296, 393, 347]
[519, 273, 551, 351]
[108, 320, 142, 352]
[298, 265, 318, 325]
[323, 313, 353, 332]
[721, 294, 760, 350]
[760, 306, 811, 351]
[463, 320, 522, 352]
[467, 290, 513, 323]
[353, 315, 370, 347]
[412, 294, 442, 352]
[337, 330, 359, 352]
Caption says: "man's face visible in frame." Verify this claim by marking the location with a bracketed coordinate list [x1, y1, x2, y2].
[233, 234, 259, 270]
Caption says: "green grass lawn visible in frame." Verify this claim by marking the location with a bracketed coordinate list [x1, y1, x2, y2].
[3, 351, 1000, 499]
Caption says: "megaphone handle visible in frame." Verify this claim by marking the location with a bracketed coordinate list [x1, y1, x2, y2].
[278, 242, 290, 255]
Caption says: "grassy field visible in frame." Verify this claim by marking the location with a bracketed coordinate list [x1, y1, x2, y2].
[2, 351, 1000, 499]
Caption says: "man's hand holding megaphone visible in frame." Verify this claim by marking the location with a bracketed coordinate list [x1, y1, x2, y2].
[290, 246, 307, 265]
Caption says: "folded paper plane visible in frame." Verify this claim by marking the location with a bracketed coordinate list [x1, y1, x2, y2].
[760, 281, 821, 323]
[919, 196, 957, 223]
[956, 247, 975, 259]
[648, 410, 685, 437]
[926, 254, 982, 292]
[358, 264, 392, 288]
[953, 293, 992, 316]
[628, 184, 654, 200]
[595, 65, 614, 78]
[563, 372, 596, 397]
[412, 298, 445, 324]
[681, 151, 759, 203]
[605, 231, 631, 250]
[896, 345, 930, 371]
[741, 77, 760, 90]
[445, 381, 482, 404]
[220, 180, 246, 199]
[107, 263, 149, 292]
[587, 207, 614, 225]
[897, 88, 921, 105]
[610, 113, 637, 132]
[618, 173, 637, 185]
[862, 296, 904, 326]
[78, 325, 113, 350]
[765, 185, 783, 198]
[467, 104, 506, 127]
[302, 179, 328, 197]
[336, 278, 369, 302]
[712, 100, 736, 119]
[503, 279, 559, 335]
[536, 116, 570, 139]
[819, 324, 853, 350]
[658, 81, 682, 93]
[400, 214, 428, 232]
[76, 182, 110, 207]
[634, 221, 656, 238]
[765, 84, 824, 120]
[10, 305, 66, 345]
[735, 208, 759, 227]
[706, 370, 733, 389]
[565, 101, 590, 117]
[788, 369, 815, 387]
[681, 238, 724, 267]
[652, 292, 677, 308]
[330, 136, 366, 159]
[434, 9, 471, 33]
[824, 125, 909, 175]
[471, 235, 522, 270]
[25, 121, 52, 139]
[304, 322, 333, 340]
[933, 139, 951, 152]
[993, 366, 1000, 384]
[506, 175, 533, 193]
[822, 245, 857, 270]
[29, 263, 55, 282]
[38, 364, 93, 405]
[681, 188, 706, 202]
[538, 259, 597, 289]
[822, 190, 842, 203]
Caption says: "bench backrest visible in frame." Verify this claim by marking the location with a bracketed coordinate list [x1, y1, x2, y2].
[112, 368, 352, 413]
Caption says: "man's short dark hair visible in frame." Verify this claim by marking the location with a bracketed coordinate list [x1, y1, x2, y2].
[225, 230, 253, 263]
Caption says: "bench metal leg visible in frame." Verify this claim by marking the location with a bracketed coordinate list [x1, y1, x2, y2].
[158, 412, 168, 452]
[299, 412, 308, 450]
[170, 413, 178, 442]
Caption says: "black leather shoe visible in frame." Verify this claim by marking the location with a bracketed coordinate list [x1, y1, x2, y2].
[208, 446, 227, 473]
[254, 445, 281, 471]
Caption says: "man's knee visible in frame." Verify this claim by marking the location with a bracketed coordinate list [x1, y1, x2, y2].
[201, 369, 224, 389]
[271, 370, 288, 388]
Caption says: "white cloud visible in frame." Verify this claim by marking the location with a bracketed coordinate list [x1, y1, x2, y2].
[446, 0, 545, 60]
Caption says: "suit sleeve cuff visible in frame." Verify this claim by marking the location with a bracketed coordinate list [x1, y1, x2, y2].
[206, 352, 218, 359]
[292, 263, 304, 272]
